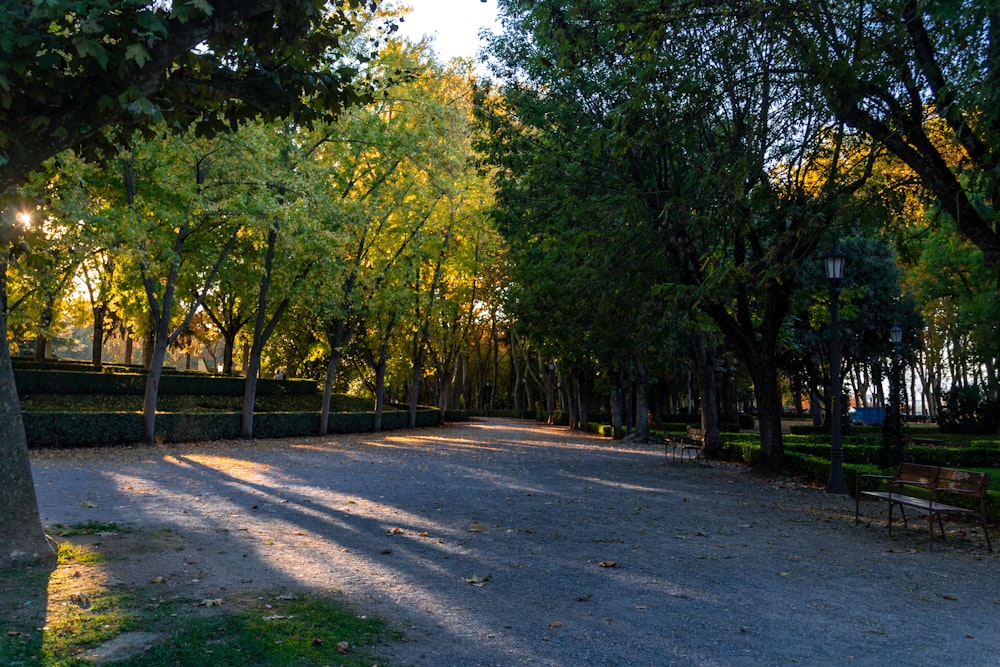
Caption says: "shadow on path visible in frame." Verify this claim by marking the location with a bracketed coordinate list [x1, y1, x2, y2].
[28, 417, 1000, 667]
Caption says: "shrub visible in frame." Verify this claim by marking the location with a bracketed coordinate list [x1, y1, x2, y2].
[938, 385, 1000, 435]
[14, 368, 316, 396]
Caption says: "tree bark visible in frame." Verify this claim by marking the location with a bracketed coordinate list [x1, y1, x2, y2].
[633, 360, 651, 440]
[0, 257, 56, 567]
[91, 305, 105, 370]
[319, 318, 352, 435]
[610, 369, 624, 439]
[693, 333, 723, 459]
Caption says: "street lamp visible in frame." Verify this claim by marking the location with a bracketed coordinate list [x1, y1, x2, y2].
[824, 248, 847, 493]
[889, 323, 904, 463]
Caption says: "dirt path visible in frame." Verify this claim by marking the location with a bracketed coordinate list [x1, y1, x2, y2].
[30, 418, 1000, 666]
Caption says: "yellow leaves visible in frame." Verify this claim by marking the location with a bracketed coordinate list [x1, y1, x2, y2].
[197, 598, 223, 607]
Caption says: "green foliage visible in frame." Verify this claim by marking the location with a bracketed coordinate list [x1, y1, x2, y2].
[0, 1, 376, 192]
[23, 412, 143, 448]
[14, 368, 316, 397]
[938, 385, 1000, 435]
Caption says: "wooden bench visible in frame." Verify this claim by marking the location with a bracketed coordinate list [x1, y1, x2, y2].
[665, 426, 707, 464]
[855, 462, 992, 551]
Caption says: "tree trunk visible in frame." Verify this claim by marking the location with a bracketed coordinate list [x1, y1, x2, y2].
[693, 333, 723, 458]
[91, 305, 105, 370]
[574, 370, 592, 430]
[610, 369, 624, 439]
[408, 350, 424, 427]
[124, 334, 134, 366]
[746, 349, 785, 470]
[634, 360, 651, 440]
[560, 369, 576, 428]
[141, 318, 172, 445]
[240, 228, 278, 440]
[319, 319, 351, 435]
[222, 332, 236, 375]
[374, 342, 389, 433]
[0, 262, 56, 567]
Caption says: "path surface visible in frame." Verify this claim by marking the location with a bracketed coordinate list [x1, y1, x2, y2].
[31, 418, 1000, 666]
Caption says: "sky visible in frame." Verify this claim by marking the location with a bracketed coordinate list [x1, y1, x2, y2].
[392, 0, 501, 63]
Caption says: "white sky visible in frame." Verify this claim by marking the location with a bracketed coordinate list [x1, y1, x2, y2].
[393, 0, 501, 63]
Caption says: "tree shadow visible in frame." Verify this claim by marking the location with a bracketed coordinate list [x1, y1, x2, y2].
[0, 557, 55, 665]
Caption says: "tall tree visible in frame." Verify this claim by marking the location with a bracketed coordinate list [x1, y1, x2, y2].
[780, 0, 1000, 267]
[0, 0, 376, 569]
[482, 0, 890, 465]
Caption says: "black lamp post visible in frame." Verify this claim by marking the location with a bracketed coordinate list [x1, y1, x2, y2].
[824, 248, 847, 493]
[889, 323, 903, 461]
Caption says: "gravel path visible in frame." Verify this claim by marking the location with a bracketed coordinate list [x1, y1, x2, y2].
[30, 417, 1000, 666]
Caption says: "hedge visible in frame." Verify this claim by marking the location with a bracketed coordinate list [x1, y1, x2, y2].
[14, 368, 317, 396]
[23, 407, 443, 449]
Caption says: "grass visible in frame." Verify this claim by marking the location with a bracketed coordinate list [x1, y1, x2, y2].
[0, 524, 398, 667]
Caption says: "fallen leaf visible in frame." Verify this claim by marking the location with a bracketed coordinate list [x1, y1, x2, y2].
[599, 561, 617, 568]
[549, 621, 563, 628]
[577, 594, 592, 602]
[197, 599, 224, 607]
[469, 522, 485, 532]
[465, 574, 491, 586]
[943, 594, 957, 601]
[80, 501, 95, 508]
[337, 641, 349, 653]
[311, 638, 324, 646]
[150, 576, 166, 584]
[419, 531, 430, 537]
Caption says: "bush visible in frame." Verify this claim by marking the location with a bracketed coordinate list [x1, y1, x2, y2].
[938, 386, 1000, 435]
[23, 412, 143, 448]
[14, 368, 317, 396]
[24, 406, 441, 448]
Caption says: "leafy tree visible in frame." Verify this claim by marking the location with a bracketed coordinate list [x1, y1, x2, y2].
[482, 0, 888, 466]
[779, 0, 1000, 267]
[0, 0, 377, 569]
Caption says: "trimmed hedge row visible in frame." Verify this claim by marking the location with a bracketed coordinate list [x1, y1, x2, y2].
[15, 368, 316, 396]
[23, 408, 443, 449]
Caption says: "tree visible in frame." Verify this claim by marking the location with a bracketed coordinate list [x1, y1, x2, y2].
[0, 0, 376, 569]
[482, 0, 886, 465]
[779, 0, 1000, 267]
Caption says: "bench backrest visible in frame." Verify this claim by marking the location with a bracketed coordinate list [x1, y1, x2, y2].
[686, 426, 706, 439]
[935, 467, 989, 496]
[896, 462, 939, 486]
